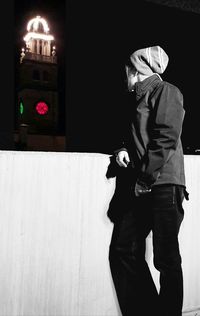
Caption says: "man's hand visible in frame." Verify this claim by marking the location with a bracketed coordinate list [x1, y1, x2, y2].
[116, 151, 130, 167]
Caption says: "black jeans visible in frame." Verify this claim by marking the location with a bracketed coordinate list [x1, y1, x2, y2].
[109, 185, 185, 316]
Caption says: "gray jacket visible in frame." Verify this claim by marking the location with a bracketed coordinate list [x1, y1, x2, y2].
[116, 74, 186, 188]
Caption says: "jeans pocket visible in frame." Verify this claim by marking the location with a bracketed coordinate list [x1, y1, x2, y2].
[175, 185, 185, 215]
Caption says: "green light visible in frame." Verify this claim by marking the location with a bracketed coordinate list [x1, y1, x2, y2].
[19, 101, 24, 115]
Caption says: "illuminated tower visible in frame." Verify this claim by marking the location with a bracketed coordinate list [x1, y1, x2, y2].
[17, 15, 58, 135]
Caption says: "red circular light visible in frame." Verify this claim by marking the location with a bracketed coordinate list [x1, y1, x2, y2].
[36, 101, 49, 115]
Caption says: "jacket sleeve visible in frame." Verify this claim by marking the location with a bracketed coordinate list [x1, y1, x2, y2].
[138, 83, 185, 187]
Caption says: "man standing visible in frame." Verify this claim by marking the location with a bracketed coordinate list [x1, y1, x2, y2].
[108, 46, 188, 316]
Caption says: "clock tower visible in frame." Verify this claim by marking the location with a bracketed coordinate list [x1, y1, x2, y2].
[17, 16, 58, 135]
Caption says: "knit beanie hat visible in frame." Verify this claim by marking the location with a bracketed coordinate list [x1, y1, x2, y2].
[129, 46, 169, 76]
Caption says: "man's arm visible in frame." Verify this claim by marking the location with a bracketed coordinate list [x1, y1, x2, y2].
[137, 83, 185, 189]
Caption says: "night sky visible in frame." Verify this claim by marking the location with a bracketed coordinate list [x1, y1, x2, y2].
[14, 0, 200, 154]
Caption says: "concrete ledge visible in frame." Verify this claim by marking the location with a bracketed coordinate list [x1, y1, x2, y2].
[0, 151, 199, 315]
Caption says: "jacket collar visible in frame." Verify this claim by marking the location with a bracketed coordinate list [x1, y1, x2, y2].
[134, 74, 162, 98]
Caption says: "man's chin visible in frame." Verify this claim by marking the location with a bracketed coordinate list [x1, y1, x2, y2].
[128, 86, 135, 92]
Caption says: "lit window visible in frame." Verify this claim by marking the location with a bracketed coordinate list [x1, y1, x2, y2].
[33, 69, 40, 80]
[43, 71, 49, 81]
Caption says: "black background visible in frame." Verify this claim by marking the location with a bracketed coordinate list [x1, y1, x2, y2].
[66, 0, 200, 154]
[3, 0, 200, 153]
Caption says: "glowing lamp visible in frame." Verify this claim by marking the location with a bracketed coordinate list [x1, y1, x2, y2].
[36, 101, 49, 115]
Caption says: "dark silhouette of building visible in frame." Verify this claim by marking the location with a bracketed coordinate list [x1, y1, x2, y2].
[15, 15, 65, 151]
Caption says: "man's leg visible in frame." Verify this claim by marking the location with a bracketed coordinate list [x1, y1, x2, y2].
[109, 198, 159, 316]
[152, 185, 185, 316]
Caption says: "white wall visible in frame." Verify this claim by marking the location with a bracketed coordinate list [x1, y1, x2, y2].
[0, 151, 199, 316]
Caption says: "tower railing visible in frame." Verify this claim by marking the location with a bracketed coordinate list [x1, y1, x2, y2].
[23, 52, 57, 63]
